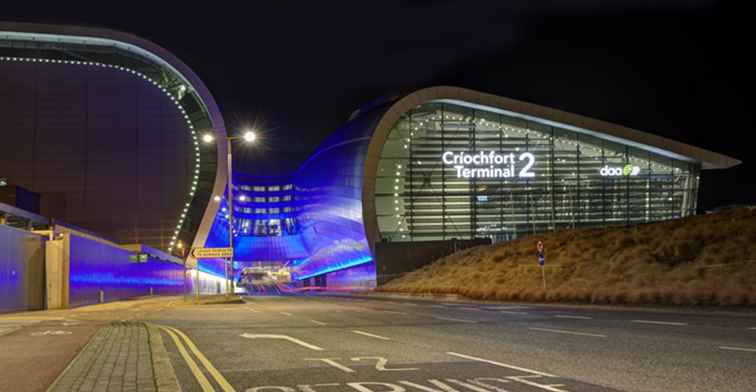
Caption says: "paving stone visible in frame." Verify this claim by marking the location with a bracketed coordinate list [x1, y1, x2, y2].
[48, 321, 157, 392]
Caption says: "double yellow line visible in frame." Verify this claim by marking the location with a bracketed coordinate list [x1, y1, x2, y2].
[157, 325, 236, 392]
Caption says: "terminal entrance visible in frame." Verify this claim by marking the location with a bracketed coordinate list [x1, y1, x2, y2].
[236, 261, 292, 295]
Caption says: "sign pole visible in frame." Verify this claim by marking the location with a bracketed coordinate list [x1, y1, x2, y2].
[195, 260, 200, 301]
[541, 266, 546, 290]
[537, 240, 546, 290]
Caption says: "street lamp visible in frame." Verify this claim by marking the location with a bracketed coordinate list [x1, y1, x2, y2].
[203, 128, 257, 296]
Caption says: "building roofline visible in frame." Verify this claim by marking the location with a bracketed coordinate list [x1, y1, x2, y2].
[361, 85, 741, 250]
[0, 21, 229, 264]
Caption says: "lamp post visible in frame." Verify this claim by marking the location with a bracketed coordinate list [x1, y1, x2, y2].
[203, 129, 257, 297]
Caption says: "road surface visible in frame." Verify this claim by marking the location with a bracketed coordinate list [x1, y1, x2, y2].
[140, 293, 756, 392]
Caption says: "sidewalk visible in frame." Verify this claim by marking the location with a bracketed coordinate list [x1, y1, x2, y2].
[49, 322, 156, 392]
[0, 296, 183, 392]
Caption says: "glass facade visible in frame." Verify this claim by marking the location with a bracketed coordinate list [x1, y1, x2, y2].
[376, 101, 701, 242]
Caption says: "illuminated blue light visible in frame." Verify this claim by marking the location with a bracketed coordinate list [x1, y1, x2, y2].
[294, 256, 373, 281]
[70, 273, 183, 286]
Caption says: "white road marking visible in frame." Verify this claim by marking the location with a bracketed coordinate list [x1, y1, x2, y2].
[280, 312, 293, 316]
[719, 346, 756, 353]
[380, 310, 408, 315]
[239, 333, 324, 351]
[508, 375, 569, 392]
[446, 352, 556, 377]
[748, 327, 756, 330]
[432, 316, 478, 323]
[31, 330, 72, 336]
[529, 327, 607, 338]
[247, 308, 260, 313]
[631, 319, 687, 326]
[459, 307, 483, 312]
[351, 330, 391, 341]
[305, 358, 355, 373]
[352, 356, 419, 371]
[499, 311, 528, 315]
[554, 315, 592, 320]
[484, 306, 529, 310]
[311, 320, 328, 326]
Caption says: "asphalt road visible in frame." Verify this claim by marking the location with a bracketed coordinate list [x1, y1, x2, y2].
[144, 293, 756, 392]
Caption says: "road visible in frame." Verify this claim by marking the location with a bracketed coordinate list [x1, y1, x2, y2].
[139, 293, 755, 392]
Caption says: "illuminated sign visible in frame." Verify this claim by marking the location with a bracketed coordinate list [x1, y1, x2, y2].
[442, 151, 536, 179]
[0, 178, 6, 187]
[600, 164, 641, 177]
[192, 247, 234, 259]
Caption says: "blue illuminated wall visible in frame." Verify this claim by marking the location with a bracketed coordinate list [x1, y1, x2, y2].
[200, 100, 398, 288]
[68, 233, 186, 308]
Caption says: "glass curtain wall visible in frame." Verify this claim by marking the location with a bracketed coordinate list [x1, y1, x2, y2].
[375, 101, 700, 243]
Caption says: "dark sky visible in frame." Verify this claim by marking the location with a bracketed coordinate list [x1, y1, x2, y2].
[3, 1, 753, 210]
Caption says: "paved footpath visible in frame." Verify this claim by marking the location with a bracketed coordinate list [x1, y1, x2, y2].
[48, 322, 159, 392]
[0, 296, 184, 392]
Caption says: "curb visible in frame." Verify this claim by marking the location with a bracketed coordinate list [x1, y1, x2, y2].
[361, 290, 756, 317]
[147, 323, 182, 392]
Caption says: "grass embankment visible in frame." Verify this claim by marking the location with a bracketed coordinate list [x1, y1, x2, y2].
[381, 207, 756, 306]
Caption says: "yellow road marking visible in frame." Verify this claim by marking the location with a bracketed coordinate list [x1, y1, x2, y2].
[160, 326, 215, 392]
[165, 325, 237, 392]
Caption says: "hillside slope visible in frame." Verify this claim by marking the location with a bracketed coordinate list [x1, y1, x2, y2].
[381, 207, 756, 306]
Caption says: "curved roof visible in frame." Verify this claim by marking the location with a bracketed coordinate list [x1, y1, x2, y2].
[0, 22, 229, 261]
[361, 86, 741, 248]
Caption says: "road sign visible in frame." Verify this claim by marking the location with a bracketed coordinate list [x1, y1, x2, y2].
[536, 241, 545, 266]
[192, 247, 233, 259]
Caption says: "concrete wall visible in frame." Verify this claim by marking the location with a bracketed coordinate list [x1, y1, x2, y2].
[375, 238, 492, 286]
[0, 225, 45, 313]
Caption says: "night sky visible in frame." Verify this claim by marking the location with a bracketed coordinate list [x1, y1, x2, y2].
[3, 1, 753, 210]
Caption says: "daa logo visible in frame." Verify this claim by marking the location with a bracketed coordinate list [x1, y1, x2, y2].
[600, 164, 640, 177]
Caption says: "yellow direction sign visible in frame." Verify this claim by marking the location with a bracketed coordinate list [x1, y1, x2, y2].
[192, 247, 234, 259]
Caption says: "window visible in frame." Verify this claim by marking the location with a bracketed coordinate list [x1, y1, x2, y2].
[254, 197, 266, 202]
[254, 208, 266, 214]
[253, 186, 266, 192]
[268, 196, 280, 203]
[241, 185, 252, 191]
[284, 207, 292, 213]
[283, 184, 293, 190]
[283, 195, 292, 201]
[267, 185, 280, 191]
[269, 208, 280, 214]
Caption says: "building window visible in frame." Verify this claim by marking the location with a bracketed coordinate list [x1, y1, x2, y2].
[283, 207, 292, 213]
[254, 197, 266, 202]
[283, 184, 293, 190]
[253, 186, 266, 192]
[282, 195, 292, 201]
[267, 185, 280, 192]
[268, 196, 280, 203]
[269, 208, 280, 214]
[254, 208, 266, 214]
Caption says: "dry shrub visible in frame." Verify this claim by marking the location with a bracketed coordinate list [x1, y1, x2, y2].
[380, 207, 756, 307]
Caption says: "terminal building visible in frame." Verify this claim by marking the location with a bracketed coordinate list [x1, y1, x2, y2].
[204, 87, 740, 289]
[0, 23, 740, 291]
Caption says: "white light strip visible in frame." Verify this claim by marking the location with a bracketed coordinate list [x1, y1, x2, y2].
[0, 56, 201, 254]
